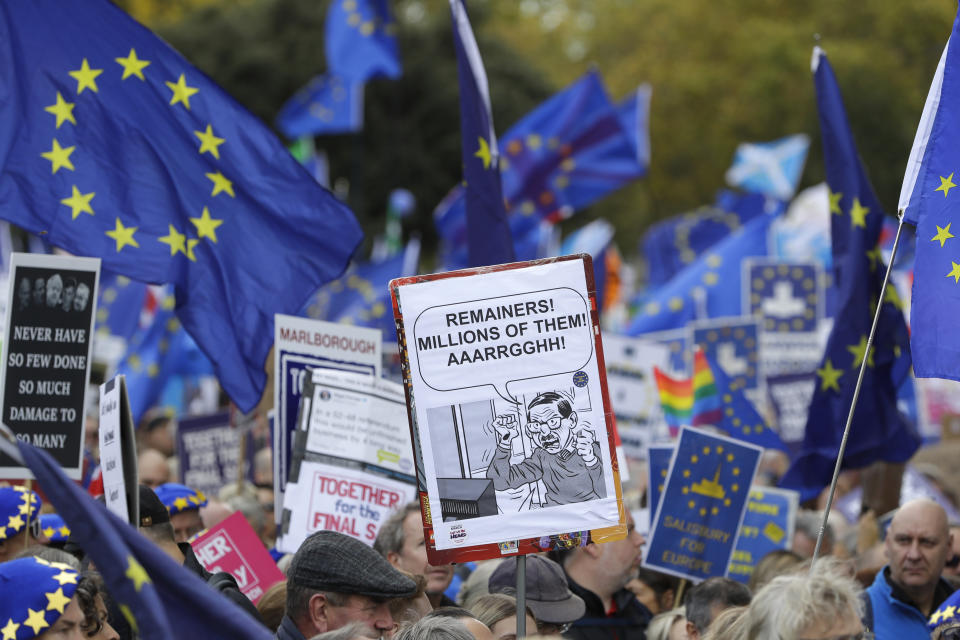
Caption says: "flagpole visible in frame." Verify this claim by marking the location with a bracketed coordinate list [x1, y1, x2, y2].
[812, 214, 907, 563]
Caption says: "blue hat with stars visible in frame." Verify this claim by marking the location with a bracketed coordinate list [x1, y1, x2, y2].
[154, 483, 207, 515]
[0, 556, 78, 639]
[929, 587, 960, 630]
[37, 515, 70, 543]
[0, 487, 40, 542]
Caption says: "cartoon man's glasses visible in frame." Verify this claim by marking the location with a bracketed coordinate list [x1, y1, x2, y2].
[526, 417, 563, 432]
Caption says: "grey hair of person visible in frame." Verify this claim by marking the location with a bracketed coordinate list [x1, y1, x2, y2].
[308, 622, 369, 640]
[286, 583, 348, 625]
[645, 607, 685, 640]
[394, 616, 474, 640]
[684, 577, 751, 634]
[794, 510, 834, 548]
[740, 558, 863, 640]
[469, 593, 533, 630]
[13, 545, 81, 570]
[373, 501, 421, 557]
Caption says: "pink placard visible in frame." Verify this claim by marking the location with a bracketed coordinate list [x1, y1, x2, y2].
[190, 511, 284, 604]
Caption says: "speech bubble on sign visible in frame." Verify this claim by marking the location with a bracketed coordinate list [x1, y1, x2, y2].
[412, 287, 594, 403]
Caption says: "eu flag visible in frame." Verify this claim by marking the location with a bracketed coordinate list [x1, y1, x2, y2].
[898, 5, 960, 383]
[2, 434, 271, 640]
[325, 0, 401, 82]
[703, 353, 788, 452]
[780, 48, 917, 500]
[617, 84, 652, 170]
[0, 0, 363, 412]
[276, 73, 364, 139]
[450, 0, 514, 267]
[95, 270, 148, 340]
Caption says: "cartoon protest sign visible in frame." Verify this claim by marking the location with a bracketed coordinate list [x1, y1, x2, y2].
[391, 255, 624, 563]
[727, 487, 798, 584]
[0, 253, 99, 479]
[643, 426, 761, 582]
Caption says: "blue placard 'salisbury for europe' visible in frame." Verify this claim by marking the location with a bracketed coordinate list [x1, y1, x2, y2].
[727, 487, 799, 583]
[643, 426, 762, 582]
[647, 445, 674, 528]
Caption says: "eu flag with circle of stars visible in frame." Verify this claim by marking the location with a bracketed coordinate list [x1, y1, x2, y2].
[95, 270, 148, 340]
[647, 444, 673, 528]
[325, 0, 401, 82]
[276, 73, 364, 139]
[747, 260, 821, 333]
[0, 0, 363, 412]
[450, 0, 514, 267]
[780, 48, 917, 500]
[898, 4, 960, 383]
[2, 435, 273, 640]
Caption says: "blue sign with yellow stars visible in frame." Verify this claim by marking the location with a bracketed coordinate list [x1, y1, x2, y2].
[0, 556, 79, 640]
[690, 318, 760, 394]
[643, 427, 762, 582]
[647, 445, 673, 528]
[636, 328, 689, 376]
[727, 487, 798, 584]
[745, 259, 822, 333]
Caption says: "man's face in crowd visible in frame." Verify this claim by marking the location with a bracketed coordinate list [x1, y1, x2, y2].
[596, 512, 644, 589]
[33, 277, 45, 305]
[74, 283, 90, 311]
[388, 510, 453, 596]
[37, 594, 85, 640]
[324, 593, 396, 639]
[527, 401, 575, 454]
[885, 501, 952, 591]
[171, 508, 204, 542]
[46, 275, 62, 308]
[61, 284, 75, 311]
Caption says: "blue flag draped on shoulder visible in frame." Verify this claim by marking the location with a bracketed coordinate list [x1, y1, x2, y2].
[898, 6, 960, 382]
[325, 0, 401, 82]
[449, 0, 514, 267]
[276, 73, 364, 139]
[0, 0, 362, 412]
[0, 433, 271, 640]
[780, 48, 917, 500]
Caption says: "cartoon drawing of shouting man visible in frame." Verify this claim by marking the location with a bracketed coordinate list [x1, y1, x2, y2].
[486, 391, 607, 506]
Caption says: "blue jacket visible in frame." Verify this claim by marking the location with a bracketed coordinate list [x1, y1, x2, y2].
[865, 567, 951, 639]
[275, 615, 307, 640]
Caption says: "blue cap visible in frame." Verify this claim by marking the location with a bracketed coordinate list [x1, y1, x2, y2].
[37, 515, 70, 543]
[154, 483, 207, 515]
[0, 556, 79, 639]
[0, 487, 40, 541]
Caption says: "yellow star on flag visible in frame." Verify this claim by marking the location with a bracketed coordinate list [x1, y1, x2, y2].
[847, 335, 875, 368]
[937, 173, 957, 197]
[866, 246, 882, 271]
[125, 556, 151, 592]
[105, 218, 139, 252]
[51, 569, 77, 587]
[165, 74, 199, 109]
[205, 171, 234, 197]
[45, 588, 71, 614]
[1, 619, 19, 640]
[849, 198, 869, 228]
[159, 225, 187, 257]
[42, 527, 55, 538]
[932, 223, 955, 248]
[58, 526, 70, 537]
[23, 609, 48, 634]
[474, 137, 492, 170]
[115, 48, 150, 81]
[41, 139, 75, 174]
[44, 92, 76, 129]
[127, 354, 142, 372]
[68, 58, 102, 94]
[828, 189, 843, 215]
[943, 605, 957, 621]
[7, 515, 23, 531]
[949, 261, 960, 284]
[816, 359, 843, 392]
[120, 605, 139, 634]
[194, 124, 225, 159]
[190, 207, 223, 243]
[884, 283, 904, 310]
[60, 186, 95, 220]
[147, 363, 159, 377]
[173, 496, 189, 511]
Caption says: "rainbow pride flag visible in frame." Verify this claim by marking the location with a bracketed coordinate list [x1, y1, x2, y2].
[653, 350, 722, 434]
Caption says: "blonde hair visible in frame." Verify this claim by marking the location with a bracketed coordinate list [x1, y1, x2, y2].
[645, 607, 685, 640]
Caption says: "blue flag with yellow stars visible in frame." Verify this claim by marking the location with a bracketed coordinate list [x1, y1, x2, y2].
[0, 0, 362, 412]
[95, 270, 148, 340]
[276, 73, 364, 139]
[116, 290, 213, 425]
[746, 260, 822, 333]
[450, 0, 514, 268]
[2, 435, 273, 640]
[325, 0, 401, 82]
[703, 353, 788, 452]
[643, 427, 762, 582]
[898, 5, 960, 383]
[647, 445, 673, 528]
[617, 84, 652, 170]
[780, 48, 917, 500]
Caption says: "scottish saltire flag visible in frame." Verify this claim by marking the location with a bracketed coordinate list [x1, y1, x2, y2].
[325, 0, 401, 81]
[703, 353, 788, 452]
[276, 73, 364, 138]
[642, 190, 774, 288]
[449, 0, 513, 267]
[653, 350, 719, 435]
[898, 6, 960, 382]
[617, 84, 652, 168]
[0, 0, 362, 412]
[725, 134, 810, 200]
[0, 433, 272, 640]
[95, 270, 148, 339]
[780, 48, 917, 500]
[628, 211, 778, 336]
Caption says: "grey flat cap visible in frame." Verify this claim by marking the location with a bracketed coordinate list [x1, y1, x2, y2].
[288, 530, 417, 599]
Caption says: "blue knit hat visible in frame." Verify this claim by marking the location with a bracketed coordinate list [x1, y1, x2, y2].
[0, 556, 79, 639]
[0, 486, 40, 541]
[37, 514, 70, 543]
[154, 483, 207, 515]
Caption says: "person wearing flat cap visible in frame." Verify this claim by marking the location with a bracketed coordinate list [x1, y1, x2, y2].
[153, 482, 207, 543]
[488, 555, 586, 635]
[0, 556, 83, 639]
[0, 486, 41, 563]
[276, 530, 419, 640]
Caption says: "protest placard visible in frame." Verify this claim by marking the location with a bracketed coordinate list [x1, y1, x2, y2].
[99, 375, 138, 524]
[647, 445, 674, 528]
[644, 426, 761, 582]
[177, 412, 254, 498]
[0, 253, 99, 479]
[690, 317, 762, 400]
[391, 255, 624, 563]
[767, 373, 817, 451]
[190, 511, 284, 604]
[273, 315, 381, 523]
[727, 487, 798, 584]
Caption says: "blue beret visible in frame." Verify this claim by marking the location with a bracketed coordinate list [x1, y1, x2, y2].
[0, 487, 40, 541]
[0, 556, 79, 639]
[154, 483, 207, 515]
[37, 515, 70, 543]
